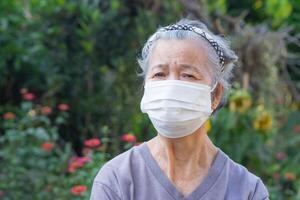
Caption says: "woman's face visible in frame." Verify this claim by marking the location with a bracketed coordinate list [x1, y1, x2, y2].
[146, 39, 213, 86]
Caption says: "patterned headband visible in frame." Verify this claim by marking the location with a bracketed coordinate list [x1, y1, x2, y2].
[144, 24, 226, 72]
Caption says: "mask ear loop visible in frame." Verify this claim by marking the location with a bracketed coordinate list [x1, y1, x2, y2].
[209, 81, 218, 116]
[210, 81, 218, 92]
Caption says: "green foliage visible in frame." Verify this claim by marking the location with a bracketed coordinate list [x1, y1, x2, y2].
[0, 0, 183, 154]
[209, 87, 300, 199]
[0, 101, 109, 199]
[264, 0, 292, 27]
[226, 0, 292, 27]
[208, 0, 227, 14]
[210, 87, 274, 168]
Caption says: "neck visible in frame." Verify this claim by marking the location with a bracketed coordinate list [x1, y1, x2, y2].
[147, 126, 218, 181]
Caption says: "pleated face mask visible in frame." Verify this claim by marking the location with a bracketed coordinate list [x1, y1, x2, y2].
[140, 80, 216, 138]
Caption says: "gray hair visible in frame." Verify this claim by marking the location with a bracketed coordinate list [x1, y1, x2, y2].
[137, 18, 238, 110]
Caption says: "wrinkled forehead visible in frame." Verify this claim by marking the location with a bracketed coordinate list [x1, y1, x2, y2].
[148, 38, 214, 74]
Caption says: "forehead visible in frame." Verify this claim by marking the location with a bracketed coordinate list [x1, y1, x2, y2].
[148, 39, 209, 69]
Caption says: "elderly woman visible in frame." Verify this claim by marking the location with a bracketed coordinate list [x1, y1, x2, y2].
[90, 19, 269, 200]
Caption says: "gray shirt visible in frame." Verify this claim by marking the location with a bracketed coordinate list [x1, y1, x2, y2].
[90, 142, 269, 200]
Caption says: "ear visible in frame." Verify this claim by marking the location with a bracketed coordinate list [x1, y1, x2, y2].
[211, 83, 224, 111]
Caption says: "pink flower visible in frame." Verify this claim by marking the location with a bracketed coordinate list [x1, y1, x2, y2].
[41, 142, 54, 152]
[3, 112, 16, 120]
[58, 103, 70, 111]
[22, 92, 35, 101]
[41, 106, 52, 115]
[76, 156, 91, 166]
[70, 185, 87, 195]
[121, 133, 137, 143]
[67, 156, 91, 173]
[84, 138, 101, 148]
[275, 152, 287, 161]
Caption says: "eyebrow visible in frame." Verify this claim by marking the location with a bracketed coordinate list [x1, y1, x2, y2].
[178, 64, 202, 74]
[149, 63, 203, 75]
[149, 64, 168, 72]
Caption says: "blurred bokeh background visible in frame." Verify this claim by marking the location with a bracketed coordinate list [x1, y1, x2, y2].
[1, 0, 300, 199]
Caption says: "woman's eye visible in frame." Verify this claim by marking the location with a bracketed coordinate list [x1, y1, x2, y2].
[153, 72, 165, 78]
[182, 73, 196, 79]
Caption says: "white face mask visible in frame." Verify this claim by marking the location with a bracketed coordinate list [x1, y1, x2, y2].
[140, 80, 216, 138]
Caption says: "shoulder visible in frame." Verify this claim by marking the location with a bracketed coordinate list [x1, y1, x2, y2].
[93, 144, 142, 185]
[91, 146, 141, 199]
[222, 151, 269, 199]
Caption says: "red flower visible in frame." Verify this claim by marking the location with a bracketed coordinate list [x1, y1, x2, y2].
[84, 138, 101, 148]
[3, 112, 16, 120]
[41, 142, 54, 152]
[58, 103, 70, 111]
[22, 92, 35, 101]
[67, 156, 91, 173]
[67, 163, 77, 173]
[41, 106, 52, 115]
[121, 133, 136, 143]
[70, 185, 87, 195]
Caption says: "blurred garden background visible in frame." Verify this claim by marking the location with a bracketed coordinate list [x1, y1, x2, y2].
[1, 0, 300, 199]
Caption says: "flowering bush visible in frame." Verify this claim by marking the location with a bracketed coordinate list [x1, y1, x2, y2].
[209, 87, 300, 199]
[0, 100, 110, 199]
[71, 185, 88, 196]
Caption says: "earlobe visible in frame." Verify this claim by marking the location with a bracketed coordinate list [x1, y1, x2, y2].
[211, 98, 218, 111]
